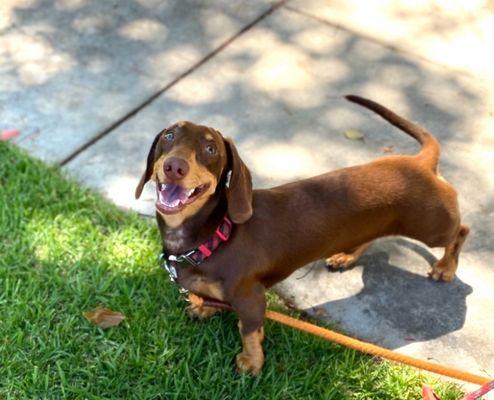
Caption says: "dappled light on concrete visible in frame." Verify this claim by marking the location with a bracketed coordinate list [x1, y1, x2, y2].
[290, 0, 494, 84]
[0, 0, 275, 161]
[252, 46, 315, 91]
[0, 32, 75, 86]
[105, 175, 141, 210]
[54, 0, 86, 11]
[104, 175, 157, 216]
[118, 18, 169, 41]
[144, 45, 202, 78]
[247, 142, 320, 181]
[167, 74, 229, 106]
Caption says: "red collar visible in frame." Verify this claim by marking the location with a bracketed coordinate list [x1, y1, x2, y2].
[164, 216, 233, 267]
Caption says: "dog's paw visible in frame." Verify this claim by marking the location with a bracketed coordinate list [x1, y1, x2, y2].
[325, 253, 357, 270]
[236, 351, 264, 375]
[187, 304, 220, 320]
[428, 262, 455, 282]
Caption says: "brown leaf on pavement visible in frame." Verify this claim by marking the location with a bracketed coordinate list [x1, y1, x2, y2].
[381, 145, 394, 153]
[343, 129, 365, 141]
[83, 307, 126, 329]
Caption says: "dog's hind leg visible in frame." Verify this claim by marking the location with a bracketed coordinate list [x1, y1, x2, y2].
[325, 242, 371, 270]
[428, 224, 469, 282]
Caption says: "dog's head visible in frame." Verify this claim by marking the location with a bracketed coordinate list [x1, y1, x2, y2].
[135, 121, 252, 224]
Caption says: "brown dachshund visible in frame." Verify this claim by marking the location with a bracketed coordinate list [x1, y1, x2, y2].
[135, 95, 469, 374]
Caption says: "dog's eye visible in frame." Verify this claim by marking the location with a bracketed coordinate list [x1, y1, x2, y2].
[205, 144, 216, 155]
[163, 132, 174, 141]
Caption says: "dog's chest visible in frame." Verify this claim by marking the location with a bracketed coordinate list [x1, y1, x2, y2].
[164, 227, 189, 254]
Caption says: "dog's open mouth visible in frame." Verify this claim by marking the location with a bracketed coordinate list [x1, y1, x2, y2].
[155, 182, 210, 214]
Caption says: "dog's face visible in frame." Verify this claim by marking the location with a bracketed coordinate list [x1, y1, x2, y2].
[135, 121, 253, 225]
[148, 121, 227, 218]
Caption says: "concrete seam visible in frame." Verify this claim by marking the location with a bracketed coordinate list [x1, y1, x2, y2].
[59, 0, 287, 167]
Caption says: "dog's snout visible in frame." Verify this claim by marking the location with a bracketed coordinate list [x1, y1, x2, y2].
[164, 157, 189, 180]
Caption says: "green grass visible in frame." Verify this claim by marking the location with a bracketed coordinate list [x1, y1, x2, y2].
[0, 143, 464, 399]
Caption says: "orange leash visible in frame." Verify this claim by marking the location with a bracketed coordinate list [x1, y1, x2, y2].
[195, 296, 490, 386]
[264, 309, 489, 386]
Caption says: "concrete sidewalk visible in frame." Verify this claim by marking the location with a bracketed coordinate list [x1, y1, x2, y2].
[2, 0, 493, 390]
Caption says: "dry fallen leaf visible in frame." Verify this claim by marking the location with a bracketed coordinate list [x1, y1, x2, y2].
[83, 307, 126, 329]
[343, 129, 365, 141]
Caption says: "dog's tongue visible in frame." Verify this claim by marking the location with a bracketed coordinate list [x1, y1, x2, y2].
[157, 183, 189, 207]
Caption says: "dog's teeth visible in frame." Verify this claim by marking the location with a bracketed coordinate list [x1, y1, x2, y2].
[164, 199, 181, 208]
[187, 188, 195, 197]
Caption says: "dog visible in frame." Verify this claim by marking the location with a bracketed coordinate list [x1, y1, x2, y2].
[135, 95, 469, 374]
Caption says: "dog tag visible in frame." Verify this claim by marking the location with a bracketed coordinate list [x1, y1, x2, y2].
[163, 259, 178, 281]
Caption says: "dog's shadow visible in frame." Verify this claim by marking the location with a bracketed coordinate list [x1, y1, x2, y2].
[298, 238, 473, 349]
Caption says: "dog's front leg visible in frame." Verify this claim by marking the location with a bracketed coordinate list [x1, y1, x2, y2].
[231, 283, 266, 375]
[187, 293, 221, 319]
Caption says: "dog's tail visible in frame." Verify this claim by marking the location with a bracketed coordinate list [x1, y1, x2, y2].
[345, 95, 440, 172]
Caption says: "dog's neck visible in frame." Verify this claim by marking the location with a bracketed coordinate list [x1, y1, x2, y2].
[157, 190, 227, 255]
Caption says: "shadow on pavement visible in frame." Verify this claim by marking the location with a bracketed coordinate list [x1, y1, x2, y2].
[307, 238, 473, 349]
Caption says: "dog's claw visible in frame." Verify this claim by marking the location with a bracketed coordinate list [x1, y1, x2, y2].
[325, 253, 357, 270]
[427, 264, 455, 282]
[428, 269, 441, 281]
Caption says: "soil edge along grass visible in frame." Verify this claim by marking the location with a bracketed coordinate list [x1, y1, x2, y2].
[0, 143, 464, 399]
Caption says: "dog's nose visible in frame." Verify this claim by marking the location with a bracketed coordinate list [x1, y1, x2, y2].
[163, 157, 189, 180]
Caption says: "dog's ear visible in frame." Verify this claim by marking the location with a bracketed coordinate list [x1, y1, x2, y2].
[223, 138, 253, 223]
[135, 133, 161, 199]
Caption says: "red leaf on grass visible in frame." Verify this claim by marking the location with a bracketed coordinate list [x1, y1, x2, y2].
[83, 307, 126, 329]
